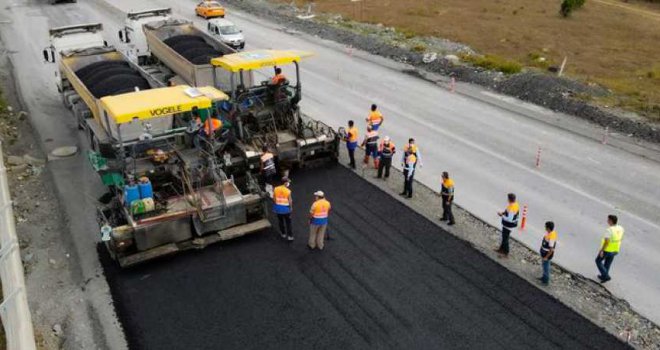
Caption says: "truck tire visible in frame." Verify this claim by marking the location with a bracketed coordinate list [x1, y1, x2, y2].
[72, 102, 90, 130]
[89, 74, 150, 98]
[163, 35, 205, 47]
[83, 67, 140, 86]
[75, 61, 129, 81]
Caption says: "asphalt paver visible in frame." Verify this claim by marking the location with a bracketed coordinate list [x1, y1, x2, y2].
[101, 165, 628, 350]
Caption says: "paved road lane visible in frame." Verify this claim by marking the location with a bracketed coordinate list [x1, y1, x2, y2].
[102, 165, 628, 350]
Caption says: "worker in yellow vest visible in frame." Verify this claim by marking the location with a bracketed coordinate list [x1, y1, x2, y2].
[440, 171, 455, 225]
[539, 221, 557, 285]
[596, 215, 624, 283]
[273, 177, 294, 241]
[496, 193, 519, 257]
[400, 152, 417, 199]
[309, 191, 331, 250]
[377, 136, 395, 179]
[345, 120, 359, 169]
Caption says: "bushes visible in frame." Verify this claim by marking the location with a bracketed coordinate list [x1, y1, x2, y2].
[461, 54, 522, 74]
[560, 0, 586, 17]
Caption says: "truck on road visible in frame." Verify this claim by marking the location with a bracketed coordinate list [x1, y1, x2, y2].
[42, 23, 162, 133]
[117, 8, 172, 65]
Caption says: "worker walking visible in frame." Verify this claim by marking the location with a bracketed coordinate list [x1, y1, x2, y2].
[496, 193, 519, 257]
[440, 171, 455, 225]
[260, 145, 277, 197]
[361, 125, 379, 169]
[400, 152, 417, 198]
[596, 215, 624, 283]
[309, 191, 331, 250]
[366, 104, 384, 131]
[377, 136, 395, 179]
[539, 221, 557, 285]
[273, 177, 294, 241]
[402, 138, 422, 168]
[345, 120, 359, 169]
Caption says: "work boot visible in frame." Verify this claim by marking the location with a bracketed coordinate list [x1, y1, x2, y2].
[448, 221, 455, 226]
[374, 158, 380, 169]
[287, 236, 294, 242]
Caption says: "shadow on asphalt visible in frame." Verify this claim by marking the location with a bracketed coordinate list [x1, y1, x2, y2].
[99, 164, 629, 350]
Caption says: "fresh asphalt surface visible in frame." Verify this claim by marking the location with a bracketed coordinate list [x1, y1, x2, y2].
[102, 165, 627, 350]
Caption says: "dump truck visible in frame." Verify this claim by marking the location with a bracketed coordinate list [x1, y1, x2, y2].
[117, 8, 172, 65]
[141, 18, 248, 89]
[210, 50, 339, 170]
[43, 23, 162, 131]
[89, 85, 270, 267]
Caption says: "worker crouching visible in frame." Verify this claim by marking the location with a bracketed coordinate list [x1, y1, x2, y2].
[308, 191, 331, 250]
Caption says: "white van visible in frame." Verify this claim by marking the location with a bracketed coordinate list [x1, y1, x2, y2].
[207, 18, 245, 50]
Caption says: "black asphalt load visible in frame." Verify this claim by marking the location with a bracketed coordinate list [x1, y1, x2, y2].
[101, 164, 628, 350]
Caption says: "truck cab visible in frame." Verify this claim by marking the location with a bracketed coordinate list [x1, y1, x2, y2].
[43, 23, 107, 92]
[206, 18, 245, 50]
[118, 8, 172, 65]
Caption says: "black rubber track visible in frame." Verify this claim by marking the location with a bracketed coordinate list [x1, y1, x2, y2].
[100, 165, 629, 350]
[162, 34, 205, 47]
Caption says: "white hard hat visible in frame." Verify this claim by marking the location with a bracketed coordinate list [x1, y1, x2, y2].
[384, 136, 391, 142]
[314, 190, 325, 197]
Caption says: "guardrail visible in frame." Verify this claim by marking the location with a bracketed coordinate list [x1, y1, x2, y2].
[0, 141, 37, 350]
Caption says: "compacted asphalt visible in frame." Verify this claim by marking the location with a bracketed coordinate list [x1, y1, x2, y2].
[101, 165, 627, 350]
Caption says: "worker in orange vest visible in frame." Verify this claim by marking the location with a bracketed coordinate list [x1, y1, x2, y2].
[377, 136, 395, 179]
[365, 104, 384, 131]
[361, 125, 379, 169]
[271, 67, 287, 85]
[496, 193, 520, 258]
[345, 120, 359, 169]
[273, 177, 294, 241]
[440, 171, 455, 225]
[309, 191, 331, 250]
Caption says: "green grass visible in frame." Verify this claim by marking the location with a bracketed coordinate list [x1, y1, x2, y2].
[461, 54, 522, 74]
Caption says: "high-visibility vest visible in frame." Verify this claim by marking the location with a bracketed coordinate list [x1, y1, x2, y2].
[347, 127, 359, 143]
[273, 185, 291, 214]
[365, 130, 379, 147]
[379, 141, 395, 158]
[368, 111, 383, 125]
[441, 178, 455, 197]
[405, 154, 417, 169]
[541, 230, 557, 258]
[261, 152, 276, 174]
[404, 144, 418, 155]
[310, 199, 331, 225]
[271, 73, 286, 85]
[204, 118, 222, 135]
[501, 202, 520, 228]
[602, 225, 624, 253]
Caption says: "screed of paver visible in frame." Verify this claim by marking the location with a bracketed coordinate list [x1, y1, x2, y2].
[101, 165, 629, 350]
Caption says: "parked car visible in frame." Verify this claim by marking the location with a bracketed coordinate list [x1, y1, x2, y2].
[195, 1, 225, 19]
[207, 19, 245, 49]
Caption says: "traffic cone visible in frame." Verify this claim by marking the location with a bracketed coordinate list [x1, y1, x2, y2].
[520, 205, 528, 231]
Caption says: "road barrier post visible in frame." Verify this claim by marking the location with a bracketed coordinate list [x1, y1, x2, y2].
[602, 126, 609, 145]
[0, 142, 37, 350]
[535, 146, 542, 169]
[520, 205, 528, 231]
[450, 77, 456, 93]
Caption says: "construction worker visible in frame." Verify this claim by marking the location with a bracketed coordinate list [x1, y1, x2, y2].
[271, 67, 287, 85]
[203, 114, 223, 137]
[361, 125, 379, 169]
[309, 191, 331, 250]
[596, 215, 624, 283]
[377, 136, 395, 179]
[345, 120, 359, 169]
[400, 152, 417, 198]
[440, 171, 455, 225]
[273, 177, 294, 241]
[496, 193, 519, 257]
[539, 221, 557, 285]
[402, 138, 422, 168]
[366, 104, 384, 131]
[260, 145, 277, 196]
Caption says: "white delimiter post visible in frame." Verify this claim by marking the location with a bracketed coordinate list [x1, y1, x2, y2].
[0, 141, 37, 350]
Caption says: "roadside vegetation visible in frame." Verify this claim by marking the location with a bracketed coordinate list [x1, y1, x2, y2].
[283, 0, 660, 121]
